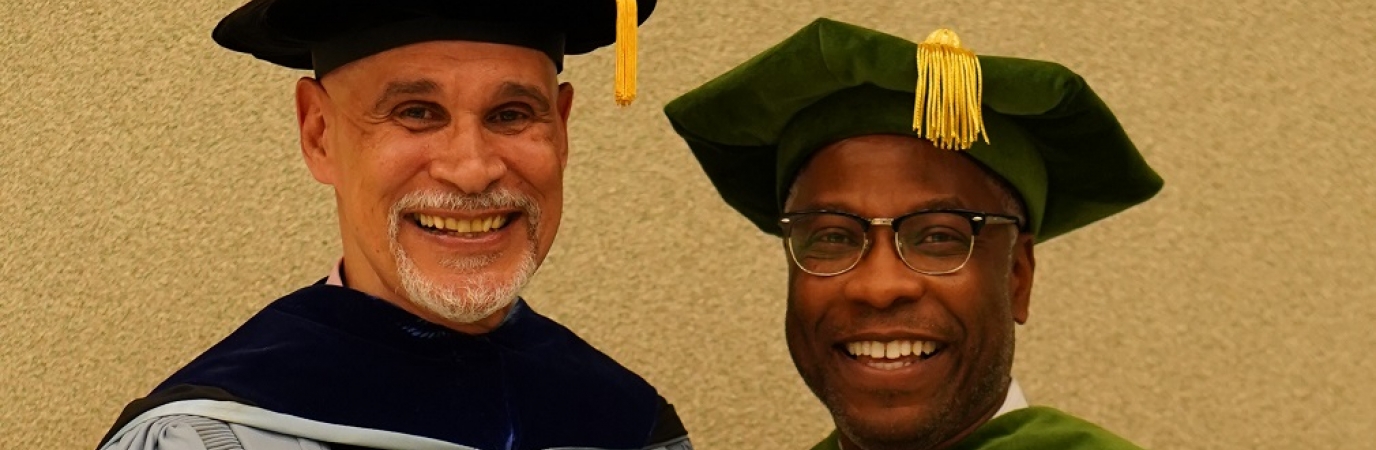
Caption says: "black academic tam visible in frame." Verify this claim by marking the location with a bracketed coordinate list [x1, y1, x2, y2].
[212, 0, 658, 76]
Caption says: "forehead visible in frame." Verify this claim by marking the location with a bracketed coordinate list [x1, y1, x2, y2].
[789, 134, 1004, 214]
[324, 40, 558, 94]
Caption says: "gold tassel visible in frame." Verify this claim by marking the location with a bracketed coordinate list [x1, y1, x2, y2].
[913, 28, 987, 151]
[614, 0, 637, 106]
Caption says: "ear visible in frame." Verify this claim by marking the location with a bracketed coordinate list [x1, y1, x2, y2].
[556, 82, 575, 125]
[1009, 233, 1036, 324]
[295, 77, 336, 185]
[555, 82, 575, 169]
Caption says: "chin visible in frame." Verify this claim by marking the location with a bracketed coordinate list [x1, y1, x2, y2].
[392, 242, 538, 325]
[820, 384, 964, 450]
[849, 405, 934, 438]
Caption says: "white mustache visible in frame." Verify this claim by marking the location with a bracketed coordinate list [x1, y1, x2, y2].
[388, 188, 542, 240]
[391, 189, 539, 217]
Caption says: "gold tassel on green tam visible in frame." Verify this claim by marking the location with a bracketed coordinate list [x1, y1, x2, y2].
[614, 0, 638, 106]
[913, 28, 988, 150]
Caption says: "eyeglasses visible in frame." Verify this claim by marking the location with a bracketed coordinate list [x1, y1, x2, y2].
[779, 209, 1022, 277]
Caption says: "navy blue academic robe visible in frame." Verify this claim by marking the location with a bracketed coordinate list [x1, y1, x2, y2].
[99, 282, 688, 450]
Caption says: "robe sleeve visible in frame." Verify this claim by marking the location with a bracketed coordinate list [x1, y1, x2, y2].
[641, 395, 693, 449]
[99, 415, 329, 450]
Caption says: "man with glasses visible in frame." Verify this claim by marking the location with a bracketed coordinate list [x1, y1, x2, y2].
[664, 18, 1162, 450]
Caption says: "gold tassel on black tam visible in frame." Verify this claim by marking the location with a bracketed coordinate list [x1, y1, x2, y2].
[614, 0, 637, 106]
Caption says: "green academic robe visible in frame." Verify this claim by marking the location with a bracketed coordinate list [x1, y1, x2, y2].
[809, 407, 1142, 450]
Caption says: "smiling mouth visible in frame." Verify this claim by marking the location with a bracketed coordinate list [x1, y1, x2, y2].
[838, 339, 945, 370]
[409, 212, 518, 236]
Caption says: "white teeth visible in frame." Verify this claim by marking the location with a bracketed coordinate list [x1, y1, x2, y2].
[416, 213, 509, 233]
[844, 340, 941, 360]
[866, 360, 913, 370]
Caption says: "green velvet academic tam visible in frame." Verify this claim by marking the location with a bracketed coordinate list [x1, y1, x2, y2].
[663, 18, 1164, 242]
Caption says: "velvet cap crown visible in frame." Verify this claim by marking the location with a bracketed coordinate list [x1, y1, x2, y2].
[663, 18, 1164, 242]
[212, 0, 657, 76]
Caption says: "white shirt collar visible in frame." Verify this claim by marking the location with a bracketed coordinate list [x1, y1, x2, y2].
[326, 258, 345, 287]
[993, 378, 1029, 417]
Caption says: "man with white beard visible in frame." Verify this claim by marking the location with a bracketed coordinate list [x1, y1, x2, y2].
[95, 1, 691, 450]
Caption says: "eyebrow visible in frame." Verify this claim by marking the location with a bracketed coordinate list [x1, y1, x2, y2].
[912, 196, 968, 211]
[372, 79, 441, 112]
[494, 81, 552, 112]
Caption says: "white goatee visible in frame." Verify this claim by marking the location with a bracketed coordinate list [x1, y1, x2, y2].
[387, 189, 541, 325]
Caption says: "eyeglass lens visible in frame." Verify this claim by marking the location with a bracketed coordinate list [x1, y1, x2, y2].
[786, 212, 977, 275]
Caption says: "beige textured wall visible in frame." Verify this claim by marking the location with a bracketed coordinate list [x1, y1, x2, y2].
[3, 0, 1374, 448]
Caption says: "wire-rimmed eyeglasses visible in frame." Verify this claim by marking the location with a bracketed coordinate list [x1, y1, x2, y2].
[779, 209, 1022, 277]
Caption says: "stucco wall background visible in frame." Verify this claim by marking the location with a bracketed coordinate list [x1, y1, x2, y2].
[2, 0, 1374, 448]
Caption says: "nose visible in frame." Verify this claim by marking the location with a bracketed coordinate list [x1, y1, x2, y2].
[840, 229, 927, 310]
[427, 118, 508, 194]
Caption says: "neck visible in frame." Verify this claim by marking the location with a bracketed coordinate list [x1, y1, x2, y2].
[838, 382, 1012, 450]
[337, 252, 511, 335]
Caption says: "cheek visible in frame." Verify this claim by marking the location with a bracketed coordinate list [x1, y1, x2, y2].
[513, 146, 565, 189]
[504, 133, 565, 200]
[783, 284, 814, 365]
[497, 135, 566, 252]
[785, 275, 835, 338]
[946, 271, 1015, 333]
[335, 135, 432, 225]
[509, 146, 563, 213]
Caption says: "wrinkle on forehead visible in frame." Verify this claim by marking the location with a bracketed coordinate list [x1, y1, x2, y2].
[319, 40, 558, 100]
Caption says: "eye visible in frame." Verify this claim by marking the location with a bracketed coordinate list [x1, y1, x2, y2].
[919, 231, 962, 244]
[399, 106, 432, 120]
[813, 230, 857, 245]
[490, 109, 529, 123]
[805, 228, 863, 249]
[392, 103, 447, 129]
[484, 103, 539, 133]
[903, 227, 971, 257]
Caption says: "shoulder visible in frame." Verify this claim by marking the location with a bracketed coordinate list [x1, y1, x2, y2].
[644, 395, 693, 449]
[99, 414, 327, 450]
[510, 303, 653, 384]
[956, 406, 1143, 450]
[509, 305, 694, 447]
